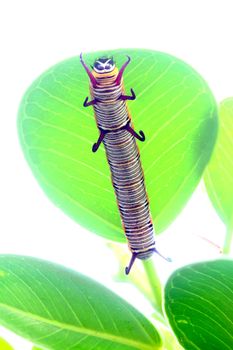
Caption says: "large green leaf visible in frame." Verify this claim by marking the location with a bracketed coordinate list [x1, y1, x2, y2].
[0, 338, 14, 350]
[18, 49, 217, 241]
[204, 97, 233, 227]
[165, 259, 233, 350]
[0, 255, 161, 350]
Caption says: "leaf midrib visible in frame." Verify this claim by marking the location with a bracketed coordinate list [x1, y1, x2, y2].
[0, 303, 160, 350]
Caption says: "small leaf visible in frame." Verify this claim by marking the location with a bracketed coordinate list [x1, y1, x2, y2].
[165, 259, 233, 350]
[0, 255, 161, 350]
[204, 97, 233, 227]
[0, 337, 14, 350]
[18, 48, 217, 241]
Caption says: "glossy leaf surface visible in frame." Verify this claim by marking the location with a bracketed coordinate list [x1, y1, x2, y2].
[204, 97, 233, 227]
[18, 49, 218, 241]
[165, 259, 233, 350]
[0, 256, 161, 350]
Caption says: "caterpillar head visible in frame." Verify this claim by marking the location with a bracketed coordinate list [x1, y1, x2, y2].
[93, 57, 115, 73]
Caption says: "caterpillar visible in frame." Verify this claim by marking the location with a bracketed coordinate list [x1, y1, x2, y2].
[80, 53, 169, 274]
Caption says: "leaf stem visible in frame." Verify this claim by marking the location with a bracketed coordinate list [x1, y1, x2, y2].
[223, 219, 233, 255]
[142, 259, 163, 314]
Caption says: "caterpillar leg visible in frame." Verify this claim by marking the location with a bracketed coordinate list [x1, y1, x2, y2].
[125, 253, 137, 275]
[83, 96, 97, 107]
[119, 88, 136, 101]
[92, 129, 106, 152]
[125, 122, 145, 142]
[115, 55, 131, 85]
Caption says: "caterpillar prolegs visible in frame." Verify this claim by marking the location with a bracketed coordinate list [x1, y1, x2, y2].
[80, 53, 170, 274]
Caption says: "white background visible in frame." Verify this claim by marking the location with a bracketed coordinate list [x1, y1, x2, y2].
[0, 0, 232, 349]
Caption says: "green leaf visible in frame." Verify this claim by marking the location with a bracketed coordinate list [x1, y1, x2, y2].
[0, 255, 161, 350]
[0, 338, 14, 350]
[18, 49, 217, 241]
[165, 259, 233, 350]
[204, 97, 233, 227]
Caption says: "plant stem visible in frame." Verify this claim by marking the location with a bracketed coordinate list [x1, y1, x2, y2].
[142, 259, 163, 314]
[223, 219, 233, 255]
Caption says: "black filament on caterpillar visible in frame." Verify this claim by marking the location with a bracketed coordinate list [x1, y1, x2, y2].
[80, 53, 170, 274]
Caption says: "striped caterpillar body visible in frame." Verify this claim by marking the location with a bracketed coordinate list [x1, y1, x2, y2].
[80, 53, 169, 274]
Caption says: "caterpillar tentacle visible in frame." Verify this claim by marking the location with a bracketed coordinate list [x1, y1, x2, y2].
[125, 122, 145, 142]
[83, 96, 98, 107]
[125, 253, 137, 275]
[92, 129, 106, 152]
[119, 88, 136, 101]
